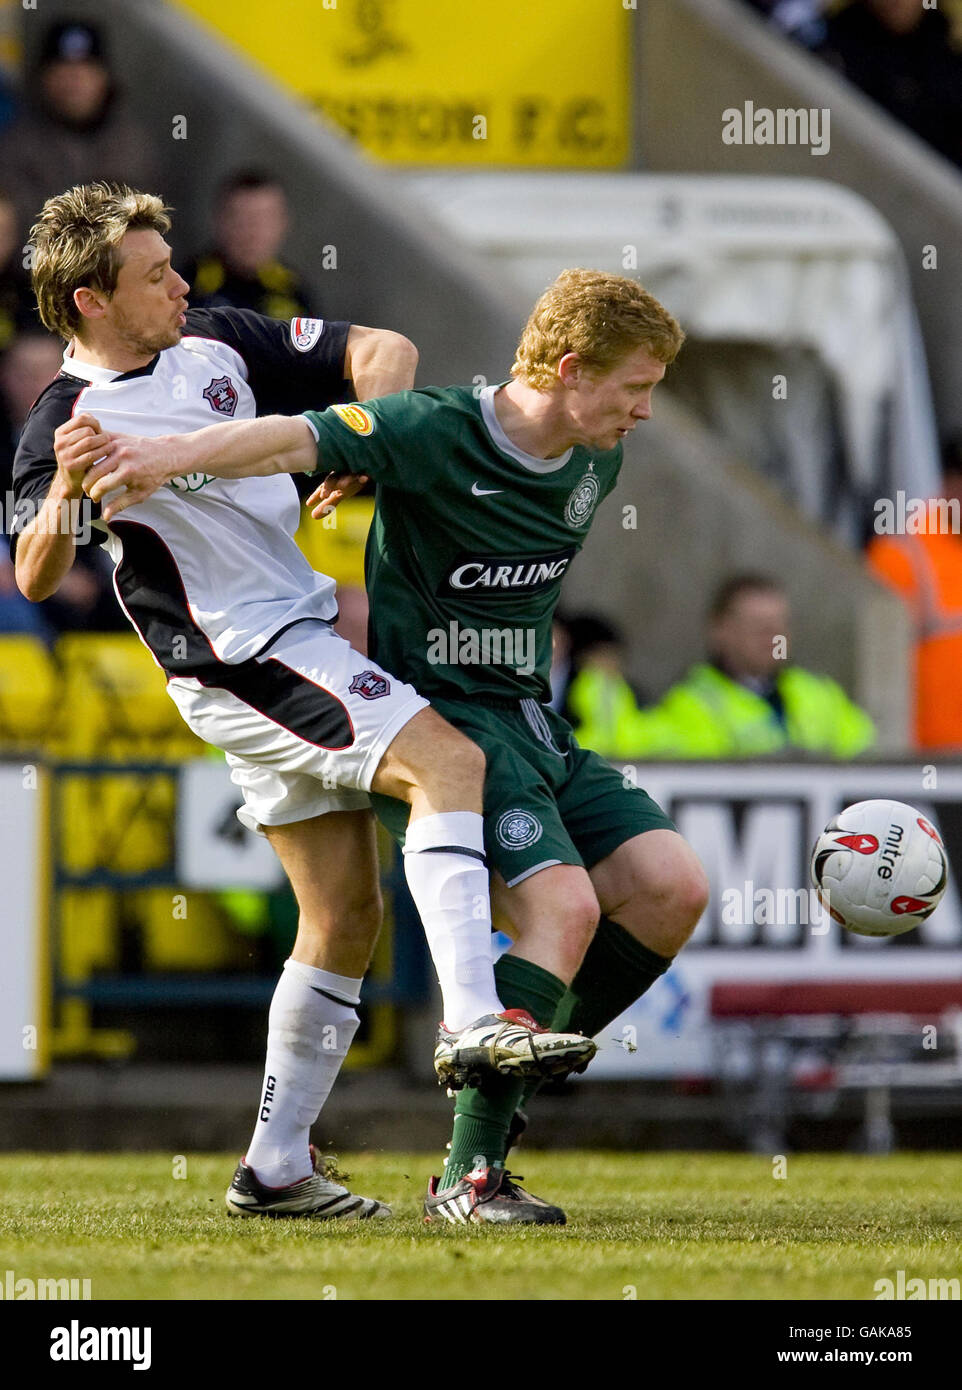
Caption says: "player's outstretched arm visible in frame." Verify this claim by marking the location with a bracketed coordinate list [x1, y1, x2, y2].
[83, 415, 318, 522]
[15, 413, 108, 601]
[344, 325, 418, 401]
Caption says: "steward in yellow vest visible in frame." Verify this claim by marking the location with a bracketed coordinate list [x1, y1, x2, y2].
[570, 660, 874, 758]
[569, 574, 875, 759]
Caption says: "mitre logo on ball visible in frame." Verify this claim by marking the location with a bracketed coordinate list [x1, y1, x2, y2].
[810, 799, 949, 937]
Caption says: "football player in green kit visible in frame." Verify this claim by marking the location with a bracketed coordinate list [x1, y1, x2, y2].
[86, 269, 710, 1225]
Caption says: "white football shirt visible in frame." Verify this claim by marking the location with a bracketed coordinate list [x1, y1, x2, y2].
[12, 309, 348, 672]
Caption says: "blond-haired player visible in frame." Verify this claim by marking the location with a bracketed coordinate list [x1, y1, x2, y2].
[81, 268, 710, 1225]
[12, 189, 597, 1223]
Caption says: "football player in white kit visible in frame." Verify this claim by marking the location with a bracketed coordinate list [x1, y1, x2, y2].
[12, 183, 595, 1220]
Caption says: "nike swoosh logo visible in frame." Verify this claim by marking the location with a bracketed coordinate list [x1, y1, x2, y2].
[471, 483, 504, 496]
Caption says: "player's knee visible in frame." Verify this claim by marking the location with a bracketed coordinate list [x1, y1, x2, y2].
[427, 723, 486, 799]
[613, 842, 708, 943]
[649, 840, 709, 914]
[646, 849, 709, 933]
[302, 884, 383, 942]
[558, 889, 601, 956]
[673, 862, 709, 942]
[349, 884, 384, 937]
[447, 728, 486, 786]
[382, 709, 485, 802]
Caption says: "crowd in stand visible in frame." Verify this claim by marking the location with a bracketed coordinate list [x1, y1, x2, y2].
[1, 15, 961, 756]
[744, 0, 962, 169]
[0, 20, 319, 643]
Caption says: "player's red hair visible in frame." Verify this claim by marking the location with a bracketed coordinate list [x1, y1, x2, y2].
[511, 268, 684, 390]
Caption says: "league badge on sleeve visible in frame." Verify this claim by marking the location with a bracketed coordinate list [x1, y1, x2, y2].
[331, 403, 375, 436]
[290, 317, 325, 352]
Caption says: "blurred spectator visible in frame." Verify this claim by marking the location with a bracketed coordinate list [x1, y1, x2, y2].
[570, 575, 875, 759]
[0, 330, 63, 496]
[742, 0, 829, 48]
[0, 190, 35, 352]
[38, 542, 128, 637]
[184, 171, 317, 321]
[1, 329, 124, 636]
[564, 613, 651, 756]
[0, 555, 49, 636]
[817, 0, 962, 168]
[0, 20, 163, 240]
[0, 65, 16, 134]
[867, 440, 962, 751]
[0, 330, 59, 637]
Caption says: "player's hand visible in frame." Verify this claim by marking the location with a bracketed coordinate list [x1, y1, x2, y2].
[83, 433, 173, 523]
[53, 413, 110, 499]
[306, 471, 369, 520]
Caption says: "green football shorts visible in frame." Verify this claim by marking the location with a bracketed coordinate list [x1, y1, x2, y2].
[372, 695, 675, 887]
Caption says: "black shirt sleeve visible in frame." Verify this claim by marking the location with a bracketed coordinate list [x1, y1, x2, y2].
[184, 307, 352, 418]
[9, 374, 107, 559]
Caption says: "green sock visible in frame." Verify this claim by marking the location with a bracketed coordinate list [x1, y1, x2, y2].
[439, 954, 566, 1190]
[520, 917, 673, 1108]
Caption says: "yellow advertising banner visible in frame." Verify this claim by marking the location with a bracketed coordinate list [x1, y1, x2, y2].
[176, 0, 632, 166]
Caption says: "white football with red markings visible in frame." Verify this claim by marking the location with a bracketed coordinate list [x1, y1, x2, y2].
[810, 799, 948, 937]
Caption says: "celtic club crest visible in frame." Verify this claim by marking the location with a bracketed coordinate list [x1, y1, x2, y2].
[495, 809, 544, 850]
[564, 470, 601, 528]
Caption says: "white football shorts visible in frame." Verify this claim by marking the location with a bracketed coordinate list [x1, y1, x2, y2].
[166, 618, 428, 833]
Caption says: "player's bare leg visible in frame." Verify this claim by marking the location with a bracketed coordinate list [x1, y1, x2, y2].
[227, 810, 392, 1220]
[268, 810, 383, 978]
[492, 863, 601, 981]
[371, 707, 597, 1085]
[589, 829, 708, 958]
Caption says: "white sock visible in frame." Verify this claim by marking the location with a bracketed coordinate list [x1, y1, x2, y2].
[245, 958, 361, 1187]
[402, 811, 503, 1031]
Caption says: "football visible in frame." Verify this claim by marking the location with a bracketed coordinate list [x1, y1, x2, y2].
[810, 799, 949, 937]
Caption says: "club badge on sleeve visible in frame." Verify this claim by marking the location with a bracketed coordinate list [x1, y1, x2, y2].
[202, 376, 238, 417]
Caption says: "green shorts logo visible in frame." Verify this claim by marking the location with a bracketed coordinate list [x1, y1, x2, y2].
[564, 472, 601, 528]
[496, 809, 543, 850]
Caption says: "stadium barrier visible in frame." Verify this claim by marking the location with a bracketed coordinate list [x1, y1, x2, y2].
[0, 632, 423, 1076]
[6, 703, 962, 1121]
[711, 980, 962, 1154]
[581, 762, 962, 1106]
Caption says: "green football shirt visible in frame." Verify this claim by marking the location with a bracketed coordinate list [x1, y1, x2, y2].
[303, 384, 622, 701]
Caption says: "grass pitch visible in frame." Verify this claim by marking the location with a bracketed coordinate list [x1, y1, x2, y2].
[0, 1152, 960, 1300]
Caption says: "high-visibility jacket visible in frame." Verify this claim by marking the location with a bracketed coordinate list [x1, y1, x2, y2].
[867, 531, 962, 750]
[569, 662, 875, 759]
